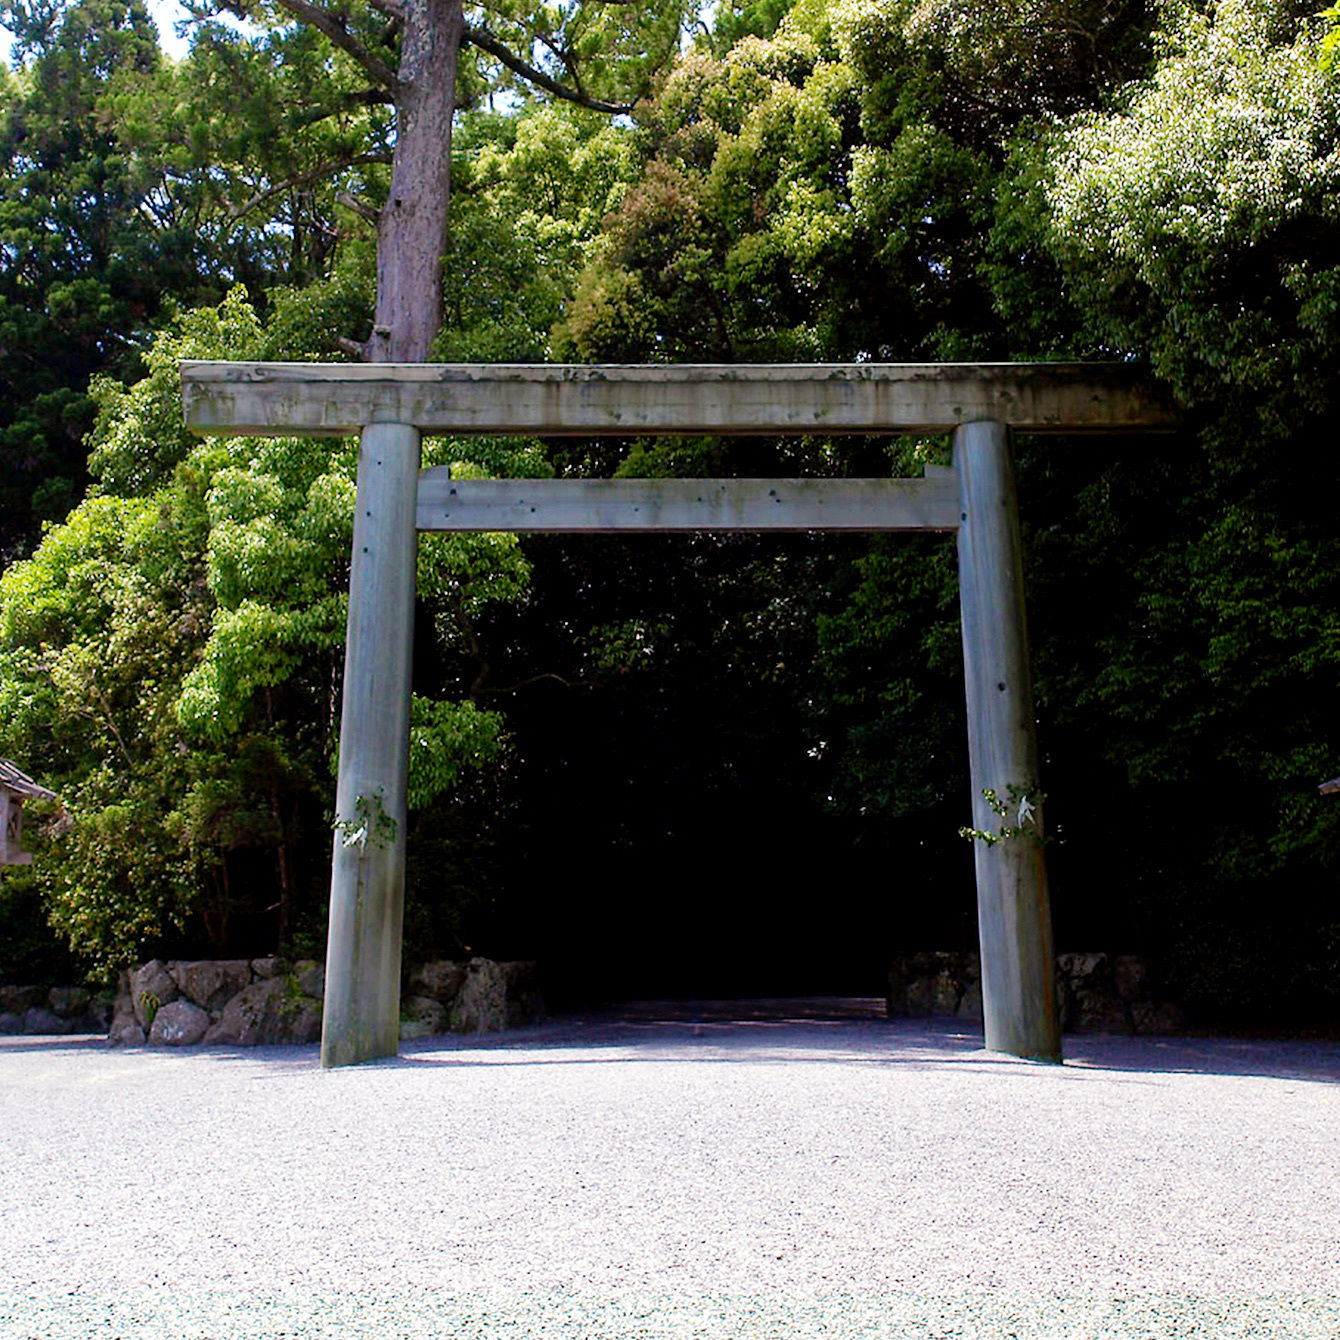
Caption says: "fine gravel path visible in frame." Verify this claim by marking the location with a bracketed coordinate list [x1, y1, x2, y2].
[1, 1009, 1338, 1338]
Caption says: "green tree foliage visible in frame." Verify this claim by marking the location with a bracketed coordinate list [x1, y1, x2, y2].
[558, 0, 1153, 365]
[1001, 0, 1340, 1017]
[113, 13, 395, 294]
[535, 0, 1340, 1017]
[705, 0, 797, 55]
[435, 105, 637, 361]
[557, 29, 883, 362]
[0, 288, 533, 969]
[0, 76, 634, 976]
[0, 0, 398, 558]
[0, 0, 173, 556]
[2, 0, 1337, 1022]
[1044, 0, 1340, 429]
[465, 0, 688, 110]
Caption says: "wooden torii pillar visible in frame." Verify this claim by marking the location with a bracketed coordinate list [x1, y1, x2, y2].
[182, 361, 1174, 1067]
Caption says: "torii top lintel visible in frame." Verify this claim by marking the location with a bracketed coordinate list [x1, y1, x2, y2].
[181, 361, 1176, 438]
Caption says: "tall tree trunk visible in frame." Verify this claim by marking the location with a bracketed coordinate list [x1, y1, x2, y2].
[367, 0, 463, 363]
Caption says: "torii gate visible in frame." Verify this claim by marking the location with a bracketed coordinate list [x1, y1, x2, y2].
[182, 361, 1175, 1068]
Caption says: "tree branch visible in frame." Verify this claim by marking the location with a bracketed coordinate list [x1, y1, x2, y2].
[70, 679, 135, 770]
[452, 590, 492, 699]
[227, 151, 391, 225]
[336, 188, 381, 225]
[271, 0, 401, 89]
[532, 30, 580, 85]
[462, 22, 631, 114]
[478, 671, 587, 695]
[289, 88, 397, 132]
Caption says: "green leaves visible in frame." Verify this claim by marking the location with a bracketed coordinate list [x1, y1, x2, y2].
[560, 1, 1029, 365]
[406, 696, 506, 810]
[0, 0, 167, 554]
[0, 278, 543, 966]
[1044, 0, 1340, 418]
[434, 105, 636, 361]
[1, 0, 1337, 1013]
[468, 0, 693, 111]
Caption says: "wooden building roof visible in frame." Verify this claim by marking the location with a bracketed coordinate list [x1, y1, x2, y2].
[0, 760, 55, 800]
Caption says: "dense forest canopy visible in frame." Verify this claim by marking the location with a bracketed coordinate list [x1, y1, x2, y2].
[1, 0, 1337, 1022]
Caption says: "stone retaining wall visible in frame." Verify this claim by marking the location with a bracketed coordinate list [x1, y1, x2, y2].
[0, 984, 112, 1036]
[0, 956, 543, 1046]
[888, 951, 1186, 1034]
[4, 952, 1182, 1041]
[108, 956, 326, 1046]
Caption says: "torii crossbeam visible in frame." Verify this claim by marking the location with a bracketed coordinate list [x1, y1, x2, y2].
[182, 361, 1176, 1067]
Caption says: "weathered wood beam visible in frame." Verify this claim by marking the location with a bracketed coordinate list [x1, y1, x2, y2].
[416, 473, 960, 533]
[181, 361, 1177, 438]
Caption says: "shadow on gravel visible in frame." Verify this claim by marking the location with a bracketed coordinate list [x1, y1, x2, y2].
[0, 1033, 109, 1055]
[6, 1007, 1337, 1087]
[1061, 1033, 1340, 1085]
[390, 1009, 1340, 1087]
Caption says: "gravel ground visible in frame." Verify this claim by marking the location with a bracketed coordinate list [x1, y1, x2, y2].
[1, 1009, 1338, 1338]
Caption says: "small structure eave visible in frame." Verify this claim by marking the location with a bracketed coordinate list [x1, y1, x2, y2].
[0, 759, 56, 801]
